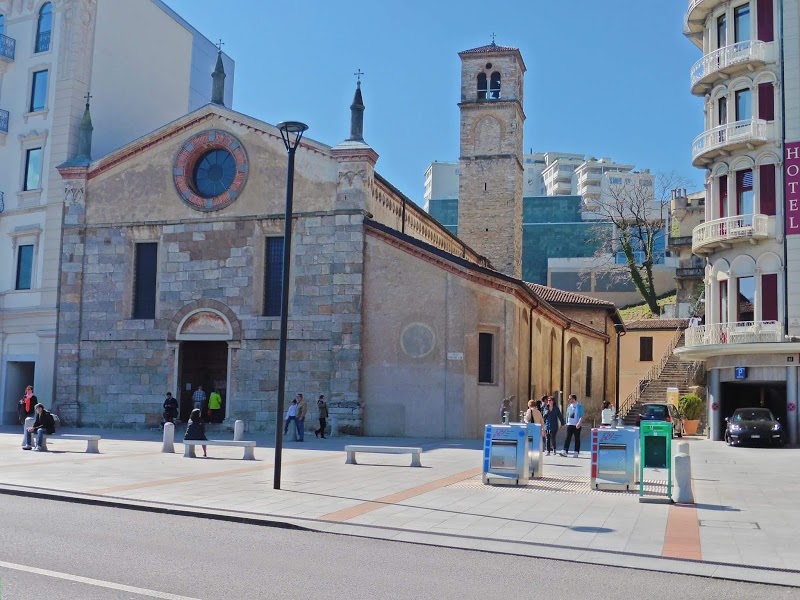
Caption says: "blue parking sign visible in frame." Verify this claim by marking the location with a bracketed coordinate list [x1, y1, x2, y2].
[735, 367, 747, 380]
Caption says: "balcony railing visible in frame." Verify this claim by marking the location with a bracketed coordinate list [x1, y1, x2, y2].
[685, 321, 782, 347]
[0, 109, 8, 133]
[692, 213, 770, 253]
[0, 33, 15, 61]
[692, 119, 769, 165]
[676, 266, 704, 279]
[669, 236, 693, 247]
[691, 41, 768, 94]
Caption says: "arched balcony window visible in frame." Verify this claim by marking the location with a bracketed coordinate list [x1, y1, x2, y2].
[477, 73, 487, 100]
[35, 2, 52, 53]
[489, 71, 501, 99]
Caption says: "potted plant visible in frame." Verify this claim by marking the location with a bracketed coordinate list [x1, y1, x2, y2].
[679, 394, 704, 436]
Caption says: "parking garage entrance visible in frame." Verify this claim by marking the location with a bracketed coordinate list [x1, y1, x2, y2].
[721, 382, 787, 423]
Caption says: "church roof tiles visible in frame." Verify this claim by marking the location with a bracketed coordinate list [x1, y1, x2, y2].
[525, 283, 616, 308]
[460, 42, 519, 54]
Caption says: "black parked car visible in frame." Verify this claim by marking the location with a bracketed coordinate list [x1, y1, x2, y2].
[636, 403, 684, 438]
[725, 408, 786, 447]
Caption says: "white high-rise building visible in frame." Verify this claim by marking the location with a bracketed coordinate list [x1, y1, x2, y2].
[677, 0, 800, 445]
[0, 0, 233, 423]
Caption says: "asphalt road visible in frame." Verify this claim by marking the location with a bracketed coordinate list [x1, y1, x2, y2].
[0, 495, 795, 600]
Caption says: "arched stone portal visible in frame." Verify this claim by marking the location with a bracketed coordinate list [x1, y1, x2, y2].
[168, 302, 241, 423]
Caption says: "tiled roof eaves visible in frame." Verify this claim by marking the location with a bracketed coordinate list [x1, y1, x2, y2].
[624, 319, 689, 330]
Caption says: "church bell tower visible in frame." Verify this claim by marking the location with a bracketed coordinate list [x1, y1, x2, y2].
[457, 41, 526, 279]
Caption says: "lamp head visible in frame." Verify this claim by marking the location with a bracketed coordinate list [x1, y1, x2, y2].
[277, 121, 309, 151]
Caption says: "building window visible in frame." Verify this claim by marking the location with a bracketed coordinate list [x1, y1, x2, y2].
[719, 174, 728, 218]
[760, 163, 776, 215]
[735, 88, 751, 121]
[734, 3, 751, 43]
[0, 14, 5, 35]
[263, 236, 284, 317]
[132, 242, 158, 319]
[585, 356, 593, 397]
[15, 244, 34, 290]
[639, 337, 653, 362]
[737, 276, 755, 322]
[757, 0, 774, 42]
[35, 2, 52, 53]
[23, 148, 43, 191]
[717, 96, 727, 126]
[489, 72, 501, 99]
[477, 72, 487, 100]
[478, 332, 494, 383]
[736, 169, 753, 215]
[758, 82, 774, 121]
[720, 279, 729, 323]
[30, 70, 48, 112]
[716, 13, 727, 48]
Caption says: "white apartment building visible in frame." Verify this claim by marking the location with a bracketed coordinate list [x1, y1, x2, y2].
[0, 0, 233, 424]
[677, 0, 800, 445]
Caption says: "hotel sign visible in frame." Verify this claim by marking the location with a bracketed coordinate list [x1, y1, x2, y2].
[786, 142, 800, 235]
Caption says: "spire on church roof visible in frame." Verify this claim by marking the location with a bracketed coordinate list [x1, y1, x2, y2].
[211, 43, 226, 106]
[348, 75, 365, 142]
[60, 92, 93, 168]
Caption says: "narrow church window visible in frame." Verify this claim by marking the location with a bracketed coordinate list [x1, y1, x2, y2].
[478, 332, 494, 384]
[15, 244, 34, 290]
[585, 356, 593, 397]
[35, 2, 52, 53]
[133, 243, 158, 319]
[489, 72, 501, 99]
[477, 73, 487, 100]
[263, 236, 285, 317]
[639, 336, 653, 362]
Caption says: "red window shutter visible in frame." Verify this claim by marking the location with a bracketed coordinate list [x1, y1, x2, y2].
[758, 83, 775, 121]
[760, 164, 776, 215]
[762, 273, 778, 322]
[719, 175, 728, 218]
[757, 0, 774, 42]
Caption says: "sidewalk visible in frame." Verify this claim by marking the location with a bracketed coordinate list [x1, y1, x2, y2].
[0, 426, 798, 587]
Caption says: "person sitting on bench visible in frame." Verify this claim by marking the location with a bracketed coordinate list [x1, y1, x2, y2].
[22, 403, 56, 451]
[184, 408, 208, 457]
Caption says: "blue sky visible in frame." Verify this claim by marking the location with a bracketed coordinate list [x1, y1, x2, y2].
[163, 0, 705, 202]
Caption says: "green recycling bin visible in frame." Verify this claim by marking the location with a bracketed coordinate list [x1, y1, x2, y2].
[639, 421, 672, 498]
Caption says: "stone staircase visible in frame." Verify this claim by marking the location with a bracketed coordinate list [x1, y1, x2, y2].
[621, 330, 700, 425]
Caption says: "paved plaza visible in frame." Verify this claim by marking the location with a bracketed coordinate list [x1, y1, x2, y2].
[0, 426, 798, 587]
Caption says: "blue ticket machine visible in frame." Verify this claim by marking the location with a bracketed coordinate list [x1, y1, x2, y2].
[482, 424, 529, 486]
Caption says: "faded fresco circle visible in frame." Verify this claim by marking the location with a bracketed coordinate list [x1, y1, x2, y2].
[401, 323, 436, 359]
[173, 129, 248, 212]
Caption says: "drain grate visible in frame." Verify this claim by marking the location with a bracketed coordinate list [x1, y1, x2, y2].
[699, 520, 760, 530]
[448, 475, 667, 496]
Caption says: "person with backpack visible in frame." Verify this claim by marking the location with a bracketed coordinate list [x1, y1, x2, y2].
[22, 404, 56, 451]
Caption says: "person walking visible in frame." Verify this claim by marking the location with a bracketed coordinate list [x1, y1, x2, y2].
[18, 385, 37, 425]
[523, 399, 543, 425]
[315, 395, 328, 438]
[542, 396, 564, 456]
[208, 389, 223, 423]
[22, 404, 56, 451]
[191, 386, 207, 411]
[162, 392, 178, 426]
[295, 393, 307, 441]
[560, 394, 585, 457]
[601, 400, 615, 427]
[184, 408, 208, 457]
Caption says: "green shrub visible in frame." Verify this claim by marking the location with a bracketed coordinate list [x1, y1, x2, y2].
[679, 394, 704, 420]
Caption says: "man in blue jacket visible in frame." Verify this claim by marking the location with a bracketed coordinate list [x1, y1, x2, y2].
[560, 394, 585, 458]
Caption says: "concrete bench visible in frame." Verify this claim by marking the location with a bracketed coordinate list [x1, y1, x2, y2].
[344, 445, 423, 467]
[57, 434, 101, 453]
[183, 439, 256, 460]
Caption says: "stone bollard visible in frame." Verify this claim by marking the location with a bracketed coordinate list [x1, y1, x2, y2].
[22, 417, 34, 447]
[674, 452, 694, 504]
[233, 420, 244, 441]
[328, 415, 338, 438]
[676, 441, 690, 456]
[162, 422, 175, 453]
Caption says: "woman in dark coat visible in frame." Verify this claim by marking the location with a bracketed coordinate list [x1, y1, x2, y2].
[184, 408, 208, 457]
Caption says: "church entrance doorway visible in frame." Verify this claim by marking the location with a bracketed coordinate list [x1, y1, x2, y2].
[178, 341, 228, 423]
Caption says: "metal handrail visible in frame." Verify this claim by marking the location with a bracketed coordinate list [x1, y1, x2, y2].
[692, 119, 769, 162]
[690, 41, 767, 87]
[619, 327, 684, 419]
[0, 33, 15, 60]
[35, 30, 51, 53]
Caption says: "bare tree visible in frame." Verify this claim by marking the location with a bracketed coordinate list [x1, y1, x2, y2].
[586, 171, 693, 316]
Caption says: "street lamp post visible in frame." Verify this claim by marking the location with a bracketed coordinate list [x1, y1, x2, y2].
[614, 323, 625, 419]
[273, 120, 308, 490]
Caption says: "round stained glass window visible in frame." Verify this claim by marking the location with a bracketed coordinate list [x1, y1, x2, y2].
[193, 149, 236, 198]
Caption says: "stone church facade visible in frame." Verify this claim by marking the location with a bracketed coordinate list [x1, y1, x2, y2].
[53, 43, 622, 436]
